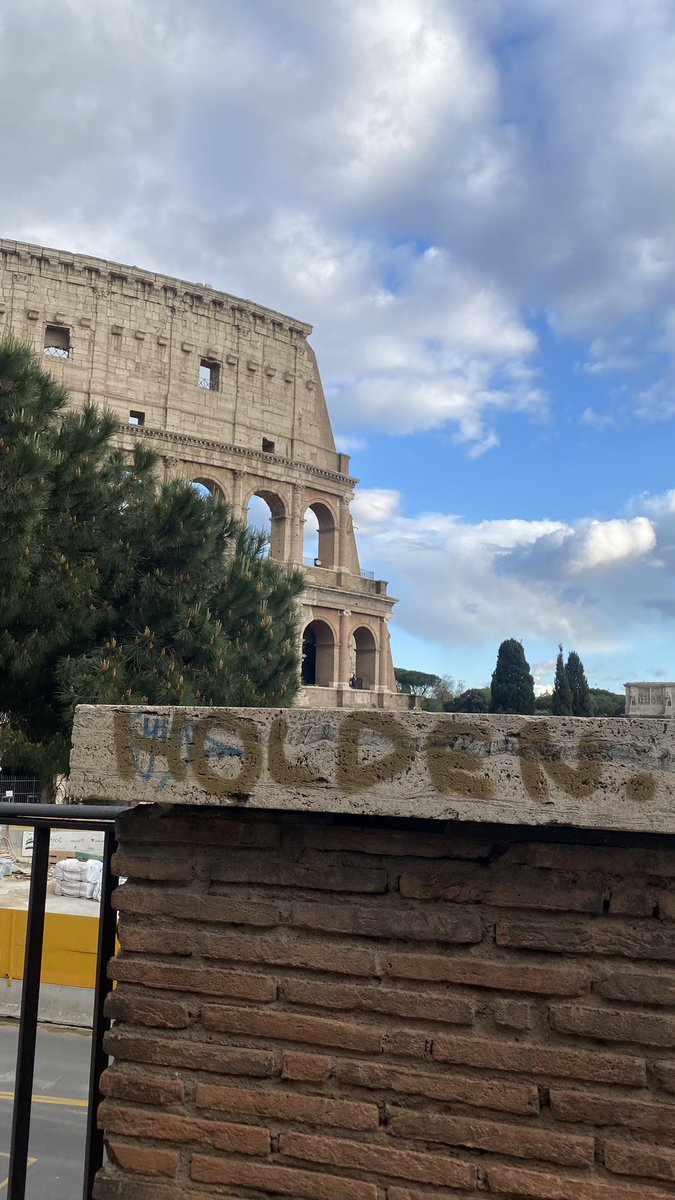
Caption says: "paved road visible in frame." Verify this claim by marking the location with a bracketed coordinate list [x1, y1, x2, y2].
[0, 1022, 93, 1198]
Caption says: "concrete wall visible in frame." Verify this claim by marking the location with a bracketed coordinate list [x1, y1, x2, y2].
[66, 704, 675, 1199]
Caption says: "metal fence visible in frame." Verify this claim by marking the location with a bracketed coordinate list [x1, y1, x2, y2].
[0, 802, 124, 1200]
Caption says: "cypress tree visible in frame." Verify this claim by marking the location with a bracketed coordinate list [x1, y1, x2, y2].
[490, 639, 535, 714]
[0, 340, 304, 779]
[551, 644, 573, 715]
[566, 650, 592, 716]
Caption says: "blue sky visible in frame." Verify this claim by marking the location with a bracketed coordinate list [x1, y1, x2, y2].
[3, 0, 675, 694]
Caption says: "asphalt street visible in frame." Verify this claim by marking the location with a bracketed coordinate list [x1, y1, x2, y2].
[0, 1021, 92, 1198]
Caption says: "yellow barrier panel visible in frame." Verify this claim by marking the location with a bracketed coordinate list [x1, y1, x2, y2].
[0, 909, 99, 990]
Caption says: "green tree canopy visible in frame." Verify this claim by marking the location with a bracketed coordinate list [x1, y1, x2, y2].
[490, 639, 535, 714]
[0, 340, 304, 779]
[566, 650, 591, 716]
[588, 688, 624, 717]
[394, 668, 440, 697]
[551, 645, 573, 716]
[449, 687, 491, 713]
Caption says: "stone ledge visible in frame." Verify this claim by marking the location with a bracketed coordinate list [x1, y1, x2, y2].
[68, 706, 675, 835]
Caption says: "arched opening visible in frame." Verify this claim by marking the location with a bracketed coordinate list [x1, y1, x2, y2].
[301, 620, 335, 687]
[247, 491, 287, 559]
[351, 626, 377, 690]
[303, 502, 336, 568]
[190, 478, 224, 499]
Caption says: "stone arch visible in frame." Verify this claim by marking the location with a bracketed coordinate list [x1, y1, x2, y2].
[246, 488, 288, 560]
[190, 477, 225, 499]
[303, 500, 337, 567]
[351, 625, 378, 690]
[301, 618, 336, 687]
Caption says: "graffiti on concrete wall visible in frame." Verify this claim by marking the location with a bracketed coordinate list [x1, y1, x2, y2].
[112, 710, 657, 804]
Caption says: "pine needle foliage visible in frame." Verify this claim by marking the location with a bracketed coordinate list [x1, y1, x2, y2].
[0, 340, 304, 778]
[566, 649, 591, 716]
[489, 639, 535, 714]
[551, 644, 573, 715]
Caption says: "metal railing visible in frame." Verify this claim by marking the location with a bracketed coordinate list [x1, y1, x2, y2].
[0, 802, 124, 1200]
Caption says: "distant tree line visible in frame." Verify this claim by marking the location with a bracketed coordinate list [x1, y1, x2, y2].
[396, 640, 625, 717]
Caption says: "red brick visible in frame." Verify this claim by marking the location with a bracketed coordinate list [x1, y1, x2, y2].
[432, 1034, 646, 1086]
[201, 929, 378, 976]
[282, 976, 475, 1025]
[334, 1059, 539, 1116]
[497, 916, 675, 960]
[303, 824, 496, 859]
[388, 1107, 593, 1167]
[106, 1140, 179, 1177]
[388, 1191, 482, 1200]
[281, 1051, 331, 1082]
[487, 1164, 675, 1198]
[100, 1068, 184, 1106]
[98, 1101, 270, 1154]
[551, 1088, 675, 1134]
[201, 1003, 382, 1051]
[493, 998, 533, 1030]
[191, 1154, 379, 1200]
[93, 1176, 213, 1200]
[605, 1138, 675, 1181]
[381, 1029, 428, 1057]
[210, 850, 387, 892]
[118, 810, 279, 847]
[111, 849, 195, 882]
[117, 921, 194, 956]
[399, 863, 605, 912]
[387, 952, 587, 995]
[654, 1061, 675, 1093]
[113, 884, 279, 926]
[594, 969, 675, 1007]
[109, 957, 276, 1002]
[550, 1001, 675, 1047]
[104, 992, 191, 1029]
[607, 883, 661, 917]
[279, 1130, 478, 1189]
[290, 899, 481, 943]
[195, 1082, 379, 1130]
[500, 842, 675, 877]
[103, 1030, 276, 1077]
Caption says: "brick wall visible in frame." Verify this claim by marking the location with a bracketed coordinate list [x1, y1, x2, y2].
[94, 804, 675, 1200]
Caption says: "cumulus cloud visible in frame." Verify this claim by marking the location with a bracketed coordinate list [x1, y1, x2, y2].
[354, 488, 671, 673]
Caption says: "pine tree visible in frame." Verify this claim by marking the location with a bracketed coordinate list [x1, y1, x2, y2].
[566, 650, 591, 716]
[0, 340, 305, 779]
[490, 639, 535, 714]
[551, 644, 573, 715]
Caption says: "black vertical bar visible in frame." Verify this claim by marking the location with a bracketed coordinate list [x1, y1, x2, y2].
[82, 828, 118, 1200]
[7, 824, 50, 1200]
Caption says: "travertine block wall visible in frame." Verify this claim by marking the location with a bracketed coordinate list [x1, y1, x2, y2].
[94, 804, 675, 1200]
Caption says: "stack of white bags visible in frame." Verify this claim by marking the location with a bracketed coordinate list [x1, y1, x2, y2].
[53, 858, 103, 902]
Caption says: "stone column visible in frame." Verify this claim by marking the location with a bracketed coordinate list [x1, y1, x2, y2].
[290, 483, 305, 564]
[231, 469, 246, 522]
[338, 609, 352, 687]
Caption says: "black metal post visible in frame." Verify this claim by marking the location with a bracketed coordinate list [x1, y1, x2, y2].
[7, 824, 50, 1200]
[82, 827, 118, 1200]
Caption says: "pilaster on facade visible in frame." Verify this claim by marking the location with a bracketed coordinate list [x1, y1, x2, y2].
[0, 238, 411, 710]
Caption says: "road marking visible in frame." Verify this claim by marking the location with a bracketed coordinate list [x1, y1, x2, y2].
[0, 1089, 87, 1108]
[0, 1152, 38, 1191]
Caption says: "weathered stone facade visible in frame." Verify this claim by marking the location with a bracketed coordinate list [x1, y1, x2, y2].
[625, 682, 675, 718]
[0, 238, 409, 709]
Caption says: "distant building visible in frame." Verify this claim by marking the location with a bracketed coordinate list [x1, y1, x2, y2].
[625, 682, 675, 717]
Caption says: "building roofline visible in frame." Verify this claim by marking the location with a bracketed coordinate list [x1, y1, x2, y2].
[0, 237, 313, 335]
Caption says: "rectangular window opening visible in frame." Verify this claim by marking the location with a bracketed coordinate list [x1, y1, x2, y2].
[43, 324, 70, 358]
[128, 410, 145, 426]
[199, 359, 220, 390]
[262, 437, 275, 453]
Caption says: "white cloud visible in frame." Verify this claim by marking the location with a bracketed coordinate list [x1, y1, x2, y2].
[355, 488, 667, 666]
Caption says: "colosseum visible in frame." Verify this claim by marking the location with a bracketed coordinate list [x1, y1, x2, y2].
[0, 238, 411, 710]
